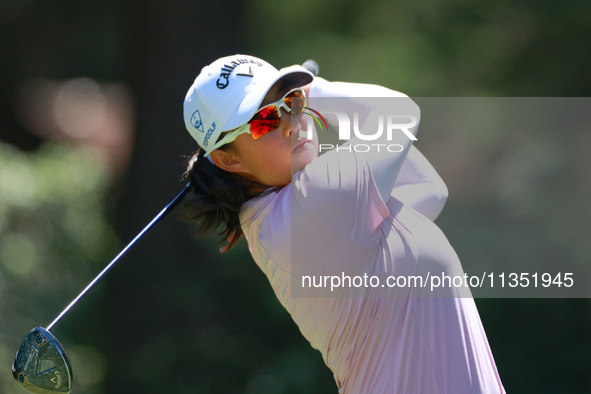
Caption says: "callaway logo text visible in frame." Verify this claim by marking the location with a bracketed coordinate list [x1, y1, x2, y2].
[217, 58, 263, 89]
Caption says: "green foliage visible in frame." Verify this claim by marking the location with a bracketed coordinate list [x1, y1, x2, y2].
[0, 141, 118, 394]
[246, 0, 591, 96]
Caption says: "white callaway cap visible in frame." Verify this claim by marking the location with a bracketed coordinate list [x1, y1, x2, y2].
[183, 54, 314, 155]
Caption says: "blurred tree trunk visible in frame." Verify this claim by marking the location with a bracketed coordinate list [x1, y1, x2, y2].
[105, 1, 244, 392]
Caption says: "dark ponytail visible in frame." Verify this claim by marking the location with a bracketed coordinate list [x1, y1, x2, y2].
[181, 147, 274, 252]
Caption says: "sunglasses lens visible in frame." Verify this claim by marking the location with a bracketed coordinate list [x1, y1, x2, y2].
[249, 105, 280, 139]
[248, 89, 307, 139]
[285, 90, 305, 116]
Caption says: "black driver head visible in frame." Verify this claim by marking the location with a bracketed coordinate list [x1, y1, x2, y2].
[12, 327, 73, 394]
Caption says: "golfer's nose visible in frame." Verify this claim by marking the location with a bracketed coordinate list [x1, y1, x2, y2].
[280, 107, 292, 138]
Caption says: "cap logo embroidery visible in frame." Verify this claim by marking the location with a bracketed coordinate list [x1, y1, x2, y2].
[190, 110, 205, 133]
[236, 66, 253, 77]
[216, 58, 262, 89]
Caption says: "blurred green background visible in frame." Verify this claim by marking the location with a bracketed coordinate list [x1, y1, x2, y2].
[1, 0, 591, 393]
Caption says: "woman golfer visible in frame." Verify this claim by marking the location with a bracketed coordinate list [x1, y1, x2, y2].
[182, 54, 505, 393]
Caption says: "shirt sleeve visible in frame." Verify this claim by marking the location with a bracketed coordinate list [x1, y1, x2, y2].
[307, 77, 421, 204]
[391, 145, 449, 221]
[292, 147, 390, 248]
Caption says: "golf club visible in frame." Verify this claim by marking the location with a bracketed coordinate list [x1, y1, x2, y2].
[12, 181, 193, 394]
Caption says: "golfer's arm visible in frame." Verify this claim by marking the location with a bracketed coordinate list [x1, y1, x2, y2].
[309, 77, 420, 202]
[390, 145, 448, 221]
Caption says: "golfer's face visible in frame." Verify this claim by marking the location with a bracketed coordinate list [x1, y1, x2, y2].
[231, 81, 319, 187]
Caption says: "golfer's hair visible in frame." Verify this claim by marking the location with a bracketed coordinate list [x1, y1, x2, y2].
[182, 147, 272, 253]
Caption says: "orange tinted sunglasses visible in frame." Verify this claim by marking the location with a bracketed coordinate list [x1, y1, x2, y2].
[248, 88, 307, 139]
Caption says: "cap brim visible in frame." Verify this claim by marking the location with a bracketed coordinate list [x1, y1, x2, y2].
[222, 65, 314, 131]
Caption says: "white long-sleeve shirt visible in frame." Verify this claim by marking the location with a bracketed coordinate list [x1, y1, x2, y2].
[239, 77, 505, 393]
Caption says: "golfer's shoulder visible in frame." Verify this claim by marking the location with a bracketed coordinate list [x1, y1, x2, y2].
[239, 185, 291, 229]
[292, 149, 379, 205]
[291, 152, 388, 246]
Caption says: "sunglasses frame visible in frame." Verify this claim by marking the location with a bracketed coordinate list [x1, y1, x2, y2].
[204, 88, 307, 157]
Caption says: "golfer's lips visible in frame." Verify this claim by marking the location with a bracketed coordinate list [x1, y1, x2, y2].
[292, 138, 310, 152]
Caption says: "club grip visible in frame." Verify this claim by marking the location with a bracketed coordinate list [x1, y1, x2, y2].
[302, 59, 319, 76]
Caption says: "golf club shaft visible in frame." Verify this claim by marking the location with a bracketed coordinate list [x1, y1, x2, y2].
[46, 182, 193, 331]
[46, 59, 317, 333]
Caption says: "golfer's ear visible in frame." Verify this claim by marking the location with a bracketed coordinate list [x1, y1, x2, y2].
[209, 149, 249, 174]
